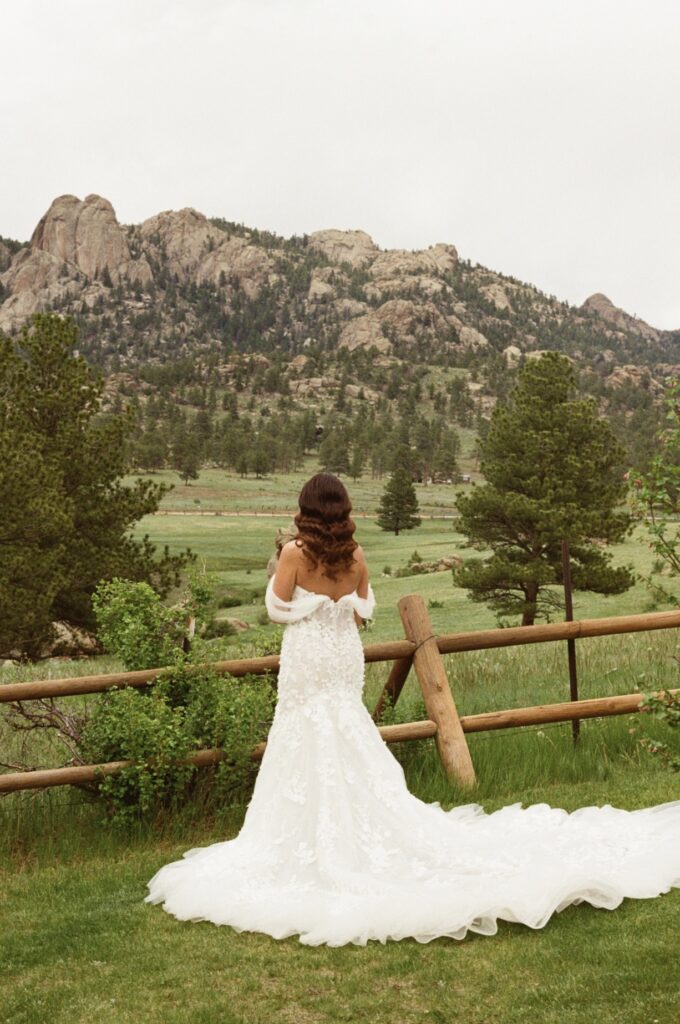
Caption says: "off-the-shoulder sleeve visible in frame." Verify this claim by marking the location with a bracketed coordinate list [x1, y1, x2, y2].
[265, 576, 327, 624]
[264, 577, 377, 624]
[347, 584, 376, 620]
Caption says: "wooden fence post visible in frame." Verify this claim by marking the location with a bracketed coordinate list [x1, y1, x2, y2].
[561, 539, 580, 742]
[398, 594, 476, 789]
[372, 655, 413, 721]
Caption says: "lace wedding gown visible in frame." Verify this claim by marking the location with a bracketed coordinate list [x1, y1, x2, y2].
[145, 578, 680, 946]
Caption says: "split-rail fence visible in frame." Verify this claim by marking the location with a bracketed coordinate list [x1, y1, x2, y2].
[1, 594, 678, 793]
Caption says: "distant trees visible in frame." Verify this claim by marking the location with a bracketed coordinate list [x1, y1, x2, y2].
[454, 352, 634, 626]
[0, 314, 192, 656]
[377, 463, 422, 535]
[125, 376, 464, 487]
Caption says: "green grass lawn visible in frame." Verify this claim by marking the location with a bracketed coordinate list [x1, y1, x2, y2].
[2, 492, 680, 1023]
[2, 631, 679, 1023]
[2, 741, 678, 1024]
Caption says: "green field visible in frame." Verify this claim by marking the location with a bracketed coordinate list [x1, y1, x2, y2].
[130, 462, 675, 638]
[2, 470, 680, 1024]
[124, 441, 481, 516]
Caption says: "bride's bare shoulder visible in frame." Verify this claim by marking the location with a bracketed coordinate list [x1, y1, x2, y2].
[353, 544, 367, 564]
[279, 539, 303, 562]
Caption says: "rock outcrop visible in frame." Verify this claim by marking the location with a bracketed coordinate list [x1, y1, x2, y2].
[308, 229, 378, 268]
[369, 242, 458, 280]
[605, 363, 663, 395]
[338, 313, 391, 353]
[0, 240, 12, 271]
[196, 236, 276, 300]
[139, 207, 223, 281]
[581, 292, 659, 343]
[0, 194, 151, 331]
[481, 281, 512, 311]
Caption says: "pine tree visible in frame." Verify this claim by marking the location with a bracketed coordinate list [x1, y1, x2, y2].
[454, 352, 634, 626]
[349, 446, 366, 481]
[0, 314, 192, 655]
[173, 431, 201, 485]
[319, 429, 350, 474]
[376, 466, 422, 535]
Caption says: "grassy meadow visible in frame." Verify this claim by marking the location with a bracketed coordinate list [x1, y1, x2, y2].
[2, 463, 680, 1023]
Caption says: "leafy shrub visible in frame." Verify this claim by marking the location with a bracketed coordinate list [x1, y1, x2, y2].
[92, 579, 186, 671]
[93, 565, 224, 670]
[382, 565, 392, 576]
[202, 619, 237, 639]
[80, 663, 276, 826]
[639, 689, 680, 771]
[408, 550, 423, 566]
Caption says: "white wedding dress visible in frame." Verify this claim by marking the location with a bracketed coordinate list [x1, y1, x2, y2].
[145, 578, 680, 946]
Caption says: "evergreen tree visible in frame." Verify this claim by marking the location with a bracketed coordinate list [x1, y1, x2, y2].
[135, 426, 167, 471]
[433, 427, 461, 481]
[376, 466, 422, 535]
[349, 445, 366, 482]
[454, 352, 634, 626]
[319, 429, 350, 474]
[173, 431, 201, 485]
[0, 314, 192, 654]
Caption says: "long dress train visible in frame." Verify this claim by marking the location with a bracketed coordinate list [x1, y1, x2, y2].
[144, 579, 680, 946]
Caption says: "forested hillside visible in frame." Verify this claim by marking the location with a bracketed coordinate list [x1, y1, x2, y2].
[2, 193, 678, 477]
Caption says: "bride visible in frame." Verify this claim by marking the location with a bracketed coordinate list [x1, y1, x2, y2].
[145, 472, 680, 946]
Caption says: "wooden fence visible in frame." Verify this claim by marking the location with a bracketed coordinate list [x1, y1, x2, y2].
[1, 595, 679, 794]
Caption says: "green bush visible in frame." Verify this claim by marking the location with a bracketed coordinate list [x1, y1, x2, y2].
[640, 689, 680, 771]
[80, 663, 276, 826]
[92, 579, 186, 671]
[202, 619, 237, 639]
[93, 566, 224, 670]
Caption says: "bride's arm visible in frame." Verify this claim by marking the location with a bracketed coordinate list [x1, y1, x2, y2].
[270, 540, 298, 602]
[354, 547, 370, 627]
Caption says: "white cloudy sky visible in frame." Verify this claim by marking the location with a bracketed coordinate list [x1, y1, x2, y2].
[2, 0, 679, 327]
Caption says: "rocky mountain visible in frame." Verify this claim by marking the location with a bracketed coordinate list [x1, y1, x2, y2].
[2, 194, 677, 383]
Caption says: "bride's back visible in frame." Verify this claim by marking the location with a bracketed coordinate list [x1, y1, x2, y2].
[280, 539, 366, 601]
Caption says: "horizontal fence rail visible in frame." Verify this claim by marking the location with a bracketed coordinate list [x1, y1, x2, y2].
[437, 608, 680, 654]
[0, 720, 439, 794]
[2, 608, 678, 706]
[458, 689, 679, 733]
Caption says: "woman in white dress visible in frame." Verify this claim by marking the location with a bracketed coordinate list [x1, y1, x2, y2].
[145, 472, 680, 946]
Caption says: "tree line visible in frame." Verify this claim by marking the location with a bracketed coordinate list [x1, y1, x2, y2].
[127, 395, 463, 485]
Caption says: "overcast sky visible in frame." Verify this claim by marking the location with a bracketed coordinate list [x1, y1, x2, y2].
[2, 0, 679, 327]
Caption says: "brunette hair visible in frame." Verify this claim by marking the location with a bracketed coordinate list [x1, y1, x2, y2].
[293, 473, 358, 580]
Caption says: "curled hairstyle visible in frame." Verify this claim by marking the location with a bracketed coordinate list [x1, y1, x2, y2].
[294, 473, 358, 580]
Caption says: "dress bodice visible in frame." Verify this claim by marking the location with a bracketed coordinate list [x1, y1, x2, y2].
[264, 575, 376, 710]
[265, 576, 376, 625]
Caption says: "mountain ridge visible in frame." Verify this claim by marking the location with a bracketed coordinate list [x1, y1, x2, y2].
[0, 194, 677, 378]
